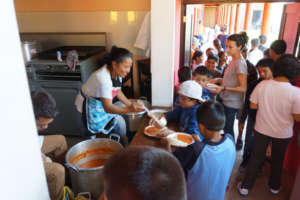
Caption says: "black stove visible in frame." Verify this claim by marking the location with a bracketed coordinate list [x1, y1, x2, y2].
[26, 44, 107, 137]
[38, 46, 106, 60]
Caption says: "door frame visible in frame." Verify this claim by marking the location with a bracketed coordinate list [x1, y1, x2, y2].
[179, 0, 297, 67]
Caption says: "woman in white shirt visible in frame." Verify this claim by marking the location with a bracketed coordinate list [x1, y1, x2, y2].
[75, 46, 143, 145]
[239, 55, 300, 196]
[213, 32, 248, 141]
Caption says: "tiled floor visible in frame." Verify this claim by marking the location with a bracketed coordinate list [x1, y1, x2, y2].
[225, 120, 293, 200]
[225, 150, 292, 200]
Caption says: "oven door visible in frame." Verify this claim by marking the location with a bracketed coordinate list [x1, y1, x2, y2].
[37, 80, 84, 136]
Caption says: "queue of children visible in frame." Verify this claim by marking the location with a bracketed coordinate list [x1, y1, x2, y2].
[171, 29, 300, 199]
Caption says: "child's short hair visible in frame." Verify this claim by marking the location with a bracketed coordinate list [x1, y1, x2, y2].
[218, 51, 225, 58]
[270, 40, 287, 55]
[251, 38, 260, 48]
[273, 54, 300, 84]
[207, 54, 219, 64]
[193, 66, 210, 77]
[206, 48, 215, 55]
[178, 67, 192, 83]
[259, 34, 267, 44]
[196, 101, 225, 131]
[31, 91, 58, 119]
[264, 48, 270, 58]
[256, 58, 274, 70]
[192, 50, 203, 61]
[103, 146, 187, 200]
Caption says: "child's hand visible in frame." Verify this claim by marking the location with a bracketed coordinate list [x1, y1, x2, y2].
[192, 134, 202, 142]
[157, 128, 175, 137]
[160, 137, 172, 152]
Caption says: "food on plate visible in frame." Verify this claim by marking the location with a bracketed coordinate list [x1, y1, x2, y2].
[167, 133, 194, 147]
[144, 126, 162, 136]
[177, 134, 194, 144]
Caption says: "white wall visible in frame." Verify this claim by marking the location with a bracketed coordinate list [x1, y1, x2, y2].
[0, 1, 49, 199]
[151, 0, 176, 106]
[16, 11, 148, 56]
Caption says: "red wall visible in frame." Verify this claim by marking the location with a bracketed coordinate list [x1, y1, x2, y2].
[174, 0, 182, 87]
[282, 3, 300, 54]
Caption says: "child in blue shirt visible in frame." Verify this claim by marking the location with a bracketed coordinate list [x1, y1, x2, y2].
[163, 101, 236, 200]
[165, 80, 205, 139]
[192, 66, 213, 101]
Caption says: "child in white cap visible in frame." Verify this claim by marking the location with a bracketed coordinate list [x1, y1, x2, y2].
[154, 80, 205, 139]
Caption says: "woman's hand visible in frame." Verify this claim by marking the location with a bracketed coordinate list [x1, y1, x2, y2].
[149, 114, 167, 128]
[130, 101, 144, 112]
[209, 78, 222, 84]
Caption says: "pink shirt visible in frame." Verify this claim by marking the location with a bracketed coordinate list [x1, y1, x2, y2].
[250, 80, 300, 139]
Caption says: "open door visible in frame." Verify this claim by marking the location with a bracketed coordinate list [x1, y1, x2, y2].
[183, 5, 205, 67]
[280, 3, 300, 55]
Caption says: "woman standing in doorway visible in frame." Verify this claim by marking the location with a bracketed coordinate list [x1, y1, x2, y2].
[212, 32, 248, 140]
[75, 46, 143, 145]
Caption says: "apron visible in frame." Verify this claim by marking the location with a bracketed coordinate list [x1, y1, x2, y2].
[82, 90, 117, 135]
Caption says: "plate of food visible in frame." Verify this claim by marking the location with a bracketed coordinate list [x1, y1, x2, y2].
[144, 125, 165, 138]
[166, 132, 195, 147]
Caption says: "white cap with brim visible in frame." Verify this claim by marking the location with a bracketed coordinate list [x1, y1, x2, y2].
[178, 80, 205, 102]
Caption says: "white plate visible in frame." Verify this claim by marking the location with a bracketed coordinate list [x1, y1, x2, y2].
[166, 132, 195, 147]
[148, 109, 168, 117]
[206, 83, 219, 91]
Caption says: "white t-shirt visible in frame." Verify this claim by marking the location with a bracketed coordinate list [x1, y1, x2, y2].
[250, 80, 300, 139]
[220, 57, 248, 109]
[248, 48, 263, 66]
[75, 65, 122, 113]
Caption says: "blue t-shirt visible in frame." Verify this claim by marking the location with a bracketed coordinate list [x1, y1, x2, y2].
[166, 104, 203, 139]
[217, 34, 228, 50]
[173, 134, 236, 200]
[202, 88, 213, 101]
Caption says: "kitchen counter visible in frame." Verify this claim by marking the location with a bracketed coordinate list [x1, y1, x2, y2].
[130, 116, 179, 148]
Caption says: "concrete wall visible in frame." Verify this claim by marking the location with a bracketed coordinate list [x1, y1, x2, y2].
[0, 1, 49, 199]
[16, 11, 149, 56]
[151, 0, 176, 106]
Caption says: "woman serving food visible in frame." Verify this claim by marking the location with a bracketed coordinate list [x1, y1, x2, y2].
[75, 46, 143, 145]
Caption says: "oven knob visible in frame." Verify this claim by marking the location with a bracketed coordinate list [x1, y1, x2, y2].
[47, 65, 52, 70]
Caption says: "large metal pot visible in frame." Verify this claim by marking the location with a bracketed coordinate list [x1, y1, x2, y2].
[65, 135, 123, 199]
[114, 99, 150, 132]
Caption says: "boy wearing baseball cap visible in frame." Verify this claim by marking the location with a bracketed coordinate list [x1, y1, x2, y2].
[162, 101, 236, 200]
[162, 80, 205, 139]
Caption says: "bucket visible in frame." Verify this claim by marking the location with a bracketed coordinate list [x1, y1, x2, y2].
[65, 134, 123, 200]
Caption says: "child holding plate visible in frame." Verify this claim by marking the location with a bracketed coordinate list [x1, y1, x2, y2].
[162, 101, 236, 200]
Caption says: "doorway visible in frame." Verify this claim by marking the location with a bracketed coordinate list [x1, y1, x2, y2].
[182, 2, 287, 67]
